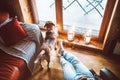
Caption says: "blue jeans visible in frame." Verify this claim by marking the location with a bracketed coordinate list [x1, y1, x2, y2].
[60, 51, 95, 80]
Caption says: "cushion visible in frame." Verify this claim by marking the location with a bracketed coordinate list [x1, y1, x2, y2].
[0, 18, 27, 46]
[0, 11, 9, 24]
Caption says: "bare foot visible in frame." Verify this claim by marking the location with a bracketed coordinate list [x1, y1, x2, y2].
[58, 40, 64, 56]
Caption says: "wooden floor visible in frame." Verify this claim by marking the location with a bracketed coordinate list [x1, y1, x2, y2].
[29, 44, 120, 80]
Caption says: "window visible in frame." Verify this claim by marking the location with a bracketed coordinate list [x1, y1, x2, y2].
[32, 0, 117, 42]
[36, 0, 56, 27]
[62, 0, 108, 37]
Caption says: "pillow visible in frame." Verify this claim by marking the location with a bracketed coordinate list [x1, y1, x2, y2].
[0, 18, 27, 46]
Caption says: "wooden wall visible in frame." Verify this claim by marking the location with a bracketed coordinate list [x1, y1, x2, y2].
[18, 0, 33, 23]
[0, 0, 34, 23]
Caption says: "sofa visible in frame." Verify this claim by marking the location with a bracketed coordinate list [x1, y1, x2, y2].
[0, 10, 43, 80]
[0, 11, 30, 80]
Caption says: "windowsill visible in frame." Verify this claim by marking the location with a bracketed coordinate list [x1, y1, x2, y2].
[58, 33, 103, 53]
[40, 29, 103, 53]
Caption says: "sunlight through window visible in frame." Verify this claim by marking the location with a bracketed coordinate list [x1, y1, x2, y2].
[62, 0, 108, 36]
[36, 0, 108, 37]
[36, 0, 56, 27]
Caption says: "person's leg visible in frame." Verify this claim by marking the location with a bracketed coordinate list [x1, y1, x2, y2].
[59, 41, 94, 79]
[60, 56, 76, 80]
[58, 41, 76, 79]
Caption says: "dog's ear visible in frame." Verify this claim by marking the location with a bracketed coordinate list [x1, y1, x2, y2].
[44, 22, 48, 28]
[44, 24, 47, 28]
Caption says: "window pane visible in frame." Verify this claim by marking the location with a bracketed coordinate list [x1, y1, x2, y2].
[62, 0, 108, 36]
[36, 0, 56, 27]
